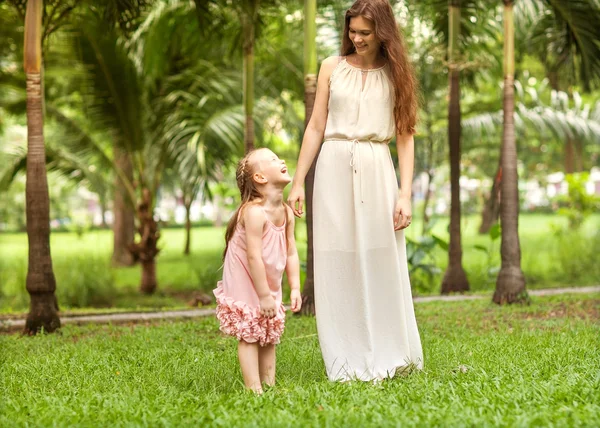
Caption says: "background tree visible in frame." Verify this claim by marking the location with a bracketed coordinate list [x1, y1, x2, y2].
[494, 0, 527, 304]
[441, 0, 470, 293]
[299, 0, 318, 315]
[22, 0, 60, 334]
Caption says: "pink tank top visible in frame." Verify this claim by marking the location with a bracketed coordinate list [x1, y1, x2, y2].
[219, 211, 288, 307]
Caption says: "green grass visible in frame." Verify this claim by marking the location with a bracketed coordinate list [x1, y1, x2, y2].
[1, 293, 598, 427]
[0, 213, 598, 313]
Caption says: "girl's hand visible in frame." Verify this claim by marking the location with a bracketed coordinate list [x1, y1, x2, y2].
[290, 289, 302, 312]
[393, 196, 412, 231]
[287, 184, 305, 218]
[259, 295, 278, 318]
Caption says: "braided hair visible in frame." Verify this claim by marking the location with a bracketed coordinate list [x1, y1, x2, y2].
[223, 150, 263, 260]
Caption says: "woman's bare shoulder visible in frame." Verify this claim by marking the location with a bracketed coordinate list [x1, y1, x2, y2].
[319, 56, 343, 77]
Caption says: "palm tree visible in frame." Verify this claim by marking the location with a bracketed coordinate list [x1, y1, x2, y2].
[112, 149, 135, 266]
[299, 0, 318, 315]
[441, 0, 470, 294]
[71, 5, 246, 293]
[22, 0, 60, 334]
[494, 0, 526, 304]
[517, 0, 600, 172]
[240, 0, 260, 153]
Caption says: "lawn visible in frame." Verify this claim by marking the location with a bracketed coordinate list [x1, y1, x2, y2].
[1, 293, 598, 427]
[0, 213, 598, 313]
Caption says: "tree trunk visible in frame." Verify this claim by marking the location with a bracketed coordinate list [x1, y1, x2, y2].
[441, 0, 469, 294]
[299, 0, 318, 316]
[479, 165, 502, 234]
[184, 202, 191, 255]
[140, 260, 156, 295]
[129, 188, 160, 294]
[99, 192, 109, 229]
[574, 140, 583, 172]
[242, 3, 258, 153]
[494, 1, 526, 304]
[112, 149, 135, 266]
[564, 138, 575, 174]
[421, 170, 434, 235]
[23, 0, 60, 334]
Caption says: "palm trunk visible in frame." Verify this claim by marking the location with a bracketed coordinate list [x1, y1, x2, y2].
[421, 114, 436, 234]
[112, 149, 135, 266]
[184, 201, 192, 255]
[441, 0, 469, 294]
[574, 140, 583, 172]
[564, 138, 575, 174]
[299, 0, 318, 316]
[23, 0, 60, 334]
[141, 260, 157, 294]
[422, 170, 434, 235]
[99, 192, 109, 228]
[479, 164, 502, 234]
[129, 188, 160, 294]
[494, 0, 526, 304]
[242, 3, 258, 153]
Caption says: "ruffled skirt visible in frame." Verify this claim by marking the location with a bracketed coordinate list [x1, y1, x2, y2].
[213, 282, 286, 346]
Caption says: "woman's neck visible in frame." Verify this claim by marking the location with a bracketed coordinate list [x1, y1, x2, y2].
[350, 51, 384, 69]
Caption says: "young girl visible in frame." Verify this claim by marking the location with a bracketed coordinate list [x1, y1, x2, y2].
[214, 148, 302, 393]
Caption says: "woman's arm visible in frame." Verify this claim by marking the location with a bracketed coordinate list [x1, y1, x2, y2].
[285, 207, 301, 290]
[287, 56, 339, 217]
[396, 132, 415, 199]
[284, 206, 302, 312]
[393, 132, 415, 230]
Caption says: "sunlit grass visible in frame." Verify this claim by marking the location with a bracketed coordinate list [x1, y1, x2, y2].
[1, 293, 598, 427]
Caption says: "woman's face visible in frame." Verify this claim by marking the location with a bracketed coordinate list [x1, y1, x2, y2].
[348, 15, 380, 57]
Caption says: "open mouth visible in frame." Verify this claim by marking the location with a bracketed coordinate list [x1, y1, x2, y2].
[281, 166, 288, 173]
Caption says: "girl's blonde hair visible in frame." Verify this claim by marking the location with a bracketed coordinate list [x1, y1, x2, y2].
[223, 149, 263, 260]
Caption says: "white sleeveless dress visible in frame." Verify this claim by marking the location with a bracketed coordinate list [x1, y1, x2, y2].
[313, 58, 423, 381]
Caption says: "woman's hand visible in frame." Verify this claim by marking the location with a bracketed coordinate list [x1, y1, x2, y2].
[259, 295, 278, 319]
[290, 289, 302, 312]
[393, 196, 412, 231]
[287, 184, 305, 218]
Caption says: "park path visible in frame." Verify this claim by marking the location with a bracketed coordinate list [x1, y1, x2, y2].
[1, 285, 598, 333]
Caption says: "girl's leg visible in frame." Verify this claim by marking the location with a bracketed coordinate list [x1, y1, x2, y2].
[238, 340, 262, 393]
[258, 344, 276, 386]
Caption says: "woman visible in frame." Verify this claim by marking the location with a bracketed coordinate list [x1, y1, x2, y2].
[287, 0, 423, 382]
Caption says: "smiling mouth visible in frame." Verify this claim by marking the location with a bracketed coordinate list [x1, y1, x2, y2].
[281, 167, 288, 173]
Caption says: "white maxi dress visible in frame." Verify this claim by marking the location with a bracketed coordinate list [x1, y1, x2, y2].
[313, 58, 424, 382]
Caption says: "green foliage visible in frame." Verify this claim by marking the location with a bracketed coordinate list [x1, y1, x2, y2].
[0, 255, 117, 309]
[54, 256, 117, 308]
[405, 220, 447, 293]
[473, 223, 501, 286]
[187, 256, 223, 292]
[553, 229, 600, 286]
[555, 173, 600, 229]
[1, 294, 598, 426]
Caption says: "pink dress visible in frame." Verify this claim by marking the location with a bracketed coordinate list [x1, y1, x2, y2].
[213, 213, 287, 346]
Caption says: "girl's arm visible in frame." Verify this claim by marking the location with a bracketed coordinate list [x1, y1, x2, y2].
[284, 206, 302, 312]
[287, 56, 339, 217]
[394, 132, 415, 230]
[244, 205, 277, 317]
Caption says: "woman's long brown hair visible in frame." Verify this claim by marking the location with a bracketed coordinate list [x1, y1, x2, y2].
[342, 0, 418, 135]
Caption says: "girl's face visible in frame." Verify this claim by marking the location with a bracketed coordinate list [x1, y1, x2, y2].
[253, 149, 291, 186]
[348, 16, 380, 58]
